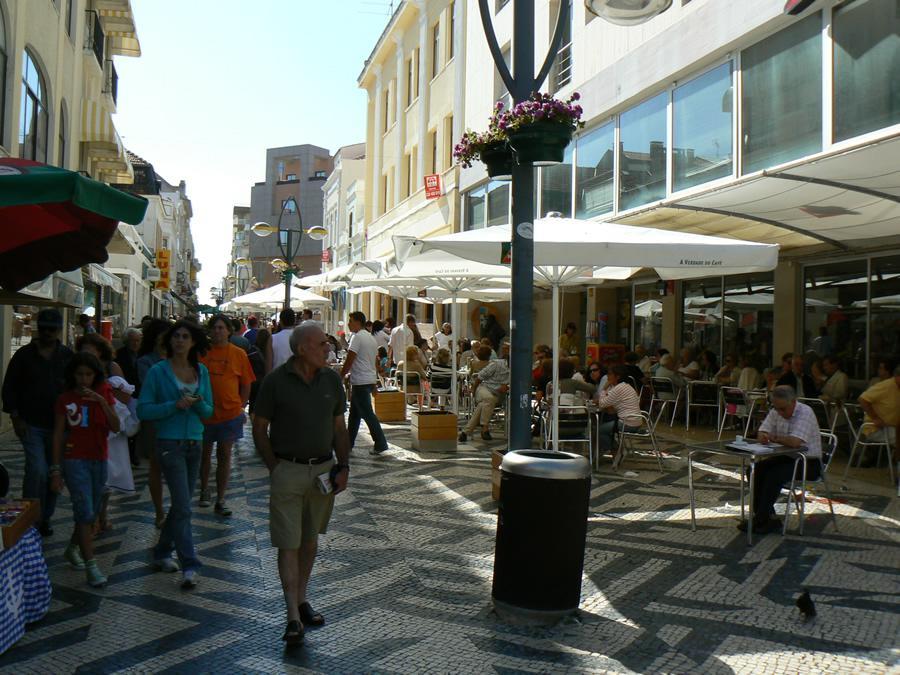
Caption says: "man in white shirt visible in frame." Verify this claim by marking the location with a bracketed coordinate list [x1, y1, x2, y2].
[341, 311, 388, 455]
[389, 313, 416, 367]
[271, 308, 297, 369]
[819, 355, 849, 404]
[372, 320, 390, 352]
[742, 386, 822, 534]
[433, 323, 453, 351]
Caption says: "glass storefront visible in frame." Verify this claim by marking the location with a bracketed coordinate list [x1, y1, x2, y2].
[633, 282, 663, 353]
[833, 0, 900, 142]
[539, 144, 573, 217]
[673, 62, 733, 191]
[486, 180, 509, 227]
[618, 91, 667, 211]
[869, 256, 900, 376]
[741, 12, 822, 173]
[464, 185, 485, 230]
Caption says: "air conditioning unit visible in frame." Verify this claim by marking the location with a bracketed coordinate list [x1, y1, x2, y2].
[145, 268, 162, 281]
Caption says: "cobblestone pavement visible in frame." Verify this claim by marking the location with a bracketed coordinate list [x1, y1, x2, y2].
[0, 420, 897, 674]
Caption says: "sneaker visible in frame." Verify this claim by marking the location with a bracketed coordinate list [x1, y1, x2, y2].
[198, 489, 212, 508]
[64, 543, 86, 570]
[153, 556, 180, 573]
[214, 501, 232, 517]
[181, 569, 199, 589]
[458, 432, 468, 442]
[85, 559, 107, 588]
[369, 446, 387, 456]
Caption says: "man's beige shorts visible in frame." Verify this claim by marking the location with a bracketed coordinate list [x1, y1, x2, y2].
[269, 458, 335, 549]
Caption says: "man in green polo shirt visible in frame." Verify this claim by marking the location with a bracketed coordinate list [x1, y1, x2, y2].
[252, 321, 350, 646]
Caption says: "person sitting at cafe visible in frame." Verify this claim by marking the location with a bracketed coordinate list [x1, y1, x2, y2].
[558, 322, 580, 361]
[869, 359, 894, 388]
[742, 386, 822, 534]
[396, 345, 429, 391]
[819, 355, 849, 404]
[698, 349, 719, 381]
[634, 345, 652, 376]
[594, 365, 643, 455]
[586, 361, 604, 394]
[736, 354, 761, 391]
[458, 339, 477, 370]
[777, 354, 818, 399]
[532, 344, 552, 380]
[715, 353, 740, 387]
[458, 346, 509, 443]
[855, 365, 900, 467]
[479, 337, 498, 360]
[469, 344, 493, 376]
[655, 353, 686, 389]
[678, 347, 701, 381]
[622, 352, 646, 392]
[548, 358, 596, 401]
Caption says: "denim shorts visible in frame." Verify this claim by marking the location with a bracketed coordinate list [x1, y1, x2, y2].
[203, 414, 245, 445]
[63, 458, 108, 524]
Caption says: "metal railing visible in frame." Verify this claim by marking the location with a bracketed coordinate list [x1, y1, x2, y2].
[84, 10, 105, 68]
[103, 59, 118, 105]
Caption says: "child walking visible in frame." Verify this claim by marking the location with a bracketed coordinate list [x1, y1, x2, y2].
[51, 352, 120, 587]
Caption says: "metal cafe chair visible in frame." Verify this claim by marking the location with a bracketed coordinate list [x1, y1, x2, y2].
[798, 397, 836, 433]
[717, 387, 753, 440]
[782, 432, 839, 535]
[613, 411, 663, 473]
[542, 404, 593, 466]
[743, 389, 770, 438]
[649, 377, 681, 428]
[685, 380, 721, 432]
[844, 422, 896, 484]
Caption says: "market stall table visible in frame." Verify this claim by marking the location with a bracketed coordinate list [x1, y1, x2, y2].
[685, 439, 807, 545]
[0, 527, 51, 654]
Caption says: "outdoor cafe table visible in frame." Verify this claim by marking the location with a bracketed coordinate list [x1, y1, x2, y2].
[685, 440, 807, 545]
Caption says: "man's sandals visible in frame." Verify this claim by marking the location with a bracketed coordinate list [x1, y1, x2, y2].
[282, 603, 324, 646]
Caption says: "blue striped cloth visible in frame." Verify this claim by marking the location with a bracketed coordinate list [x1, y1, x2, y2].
[0, 527, 51, 654]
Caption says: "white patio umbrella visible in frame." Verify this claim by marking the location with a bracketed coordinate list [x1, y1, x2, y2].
[395, 218, 780, 451]
[229, 283, 331, 309]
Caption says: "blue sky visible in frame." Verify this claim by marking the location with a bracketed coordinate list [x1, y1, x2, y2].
[115, 0, 394, 302]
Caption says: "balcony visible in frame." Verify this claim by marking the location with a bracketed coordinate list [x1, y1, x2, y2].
[550, 41, 572, 93]
[84, 11, 105, 69]
[103, 59, 118, 105]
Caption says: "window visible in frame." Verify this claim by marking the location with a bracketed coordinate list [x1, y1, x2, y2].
[833, 0, 900, 142]
[58, 101, 67, 167]
[348, 211, 354, 239]
[550, 0, 573, 93]
[444, 115, 454, 170]
[486, 181, 510, 227]
[431, 21, 440, 78]
[285, 173, 296, 181]
[414, 48, 420, 98]
[429, 129, 438, 174]
[65, 0, 73, 36]
[496, 0, 510, 11]
[281, 199, 297, 214]
[20, 50, 49, 162]
[618, 91, 667, 211]
[741, 13, 821, 174]
[313, 170, 327, 178]
[673, 62, 733, 192]
[494, 45, 512, 109]
[869, 256, 900, 379]
[540, 143, 574, 216]
[406, 56, 414, 107]
[0, 9, 6, 147]
[402, 152, 411, 199]
[721, 273, 774, 373]
[682, 278, 723, 362]
[448, 2, 455, 60]
[575, 122, 615, 218]
[464, 186, 486, 230]
[383, 87, 390, 132]
[381, 173, 388, 214]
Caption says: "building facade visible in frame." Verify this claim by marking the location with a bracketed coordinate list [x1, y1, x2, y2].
[453, 0, 898, 387]
[246, 144, 333, 290]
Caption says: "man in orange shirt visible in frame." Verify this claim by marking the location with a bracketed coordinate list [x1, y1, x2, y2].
[199, 315, 255, 516]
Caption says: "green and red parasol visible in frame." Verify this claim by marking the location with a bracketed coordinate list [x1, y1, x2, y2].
[0, 158, 148, 291]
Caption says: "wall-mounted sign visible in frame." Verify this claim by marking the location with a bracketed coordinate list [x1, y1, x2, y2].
[424, 174, 442, 199]
[155, 249, 171, 290]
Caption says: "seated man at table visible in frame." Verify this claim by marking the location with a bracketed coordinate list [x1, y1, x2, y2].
[741, 385, 821, 534]
[594, 365, 643, 455]
[855, 364, 900, 467]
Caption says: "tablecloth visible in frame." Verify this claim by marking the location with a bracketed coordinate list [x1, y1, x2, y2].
[0, 527, 51, 654]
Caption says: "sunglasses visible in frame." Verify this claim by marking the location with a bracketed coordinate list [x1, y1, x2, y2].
[590, 368, 600, 373]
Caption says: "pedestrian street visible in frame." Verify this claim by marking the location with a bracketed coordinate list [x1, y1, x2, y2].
[0, 418, 897, 674]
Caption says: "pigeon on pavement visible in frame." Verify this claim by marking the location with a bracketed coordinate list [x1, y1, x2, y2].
[796, 589, 816, 621]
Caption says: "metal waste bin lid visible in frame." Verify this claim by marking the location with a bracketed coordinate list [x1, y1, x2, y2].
[500, 450, 591, 480]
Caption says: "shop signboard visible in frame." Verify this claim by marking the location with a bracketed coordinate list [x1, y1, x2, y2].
[155, 249, 171, 291]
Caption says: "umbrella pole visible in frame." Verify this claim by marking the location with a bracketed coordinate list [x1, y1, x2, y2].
[451, 293, 458, 416]
[403, 295, 410, 409]
[552, 282, 560, 452]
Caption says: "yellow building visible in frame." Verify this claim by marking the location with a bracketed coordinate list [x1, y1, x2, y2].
[357, 0, 465, 321]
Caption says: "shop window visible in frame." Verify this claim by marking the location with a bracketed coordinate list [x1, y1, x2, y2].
[721, 273, 775, 377]
[465, 186, 486, 231]
[741, 13, 821, 174]
[673, 62, 733, 191]
[833, 0, 900, 142]
[540, 143, 573, 216]
[633, 283, 663, 355]
[486, 180, 509, 227]
[618, 91, 667, 211]
[575, 122, 615, 218]
[20, 49, 49, 162]
[803, 259, 868, 381]
[682, 278, 723, 373]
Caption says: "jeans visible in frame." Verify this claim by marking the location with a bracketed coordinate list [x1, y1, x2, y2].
[154, 439, 202, 572]
[22, 425, 57, 525]
[63, 459, 107, 524]
[597, 420, 639, 452]
[348, 384, 388, 452]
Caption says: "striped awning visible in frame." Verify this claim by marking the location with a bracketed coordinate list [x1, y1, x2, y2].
[96, 1, 141, 57]
[81, 101, 134, 184]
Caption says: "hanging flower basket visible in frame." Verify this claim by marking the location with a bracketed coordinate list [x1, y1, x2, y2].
[480, 141, 513, 180]
[507, 121, 573, 166]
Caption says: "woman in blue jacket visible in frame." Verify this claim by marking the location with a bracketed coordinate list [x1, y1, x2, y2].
[138, 320, 212, 589]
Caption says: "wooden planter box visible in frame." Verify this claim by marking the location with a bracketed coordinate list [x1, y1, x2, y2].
[491, 449, 505, 501]
[1, 498, 40, 550]
[374, 389, 406, 423]
[411, 411, 458, 452]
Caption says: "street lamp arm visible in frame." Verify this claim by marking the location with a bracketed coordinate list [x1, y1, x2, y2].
[478, 0, 516, 96]
[534, 0, 570, 91]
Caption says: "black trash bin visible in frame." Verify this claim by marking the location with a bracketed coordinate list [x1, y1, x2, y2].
[491, 449, 592, 623]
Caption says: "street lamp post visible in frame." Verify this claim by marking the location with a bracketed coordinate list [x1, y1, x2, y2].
[252, 196, 327, 311]
[477, 0, 672, 450]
